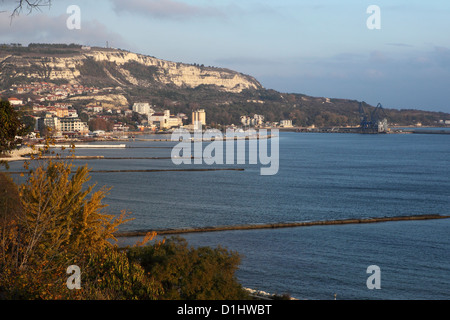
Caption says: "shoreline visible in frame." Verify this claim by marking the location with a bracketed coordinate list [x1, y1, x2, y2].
[0, 147, 37, 162]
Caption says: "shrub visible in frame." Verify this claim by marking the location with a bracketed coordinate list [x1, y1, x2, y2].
[127, 237, 249, 300]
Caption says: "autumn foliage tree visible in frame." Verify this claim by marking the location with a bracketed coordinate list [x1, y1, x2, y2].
[0, 157, 158, 299]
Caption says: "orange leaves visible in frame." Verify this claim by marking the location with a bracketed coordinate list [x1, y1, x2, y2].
[134, 231, 157, 247]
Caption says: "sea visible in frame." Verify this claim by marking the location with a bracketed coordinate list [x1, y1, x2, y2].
[5, 130, 450, 300]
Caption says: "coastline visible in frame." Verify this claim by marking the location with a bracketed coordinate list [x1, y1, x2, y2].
[0, 147, 37, 162]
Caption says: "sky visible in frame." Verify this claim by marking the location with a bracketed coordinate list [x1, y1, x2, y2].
[1, 0, 450, 113]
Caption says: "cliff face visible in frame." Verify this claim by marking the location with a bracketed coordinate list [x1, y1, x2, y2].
[0, 48, 262, 93]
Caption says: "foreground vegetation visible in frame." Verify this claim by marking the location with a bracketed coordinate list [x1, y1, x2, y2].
[0, 162, 249, 300]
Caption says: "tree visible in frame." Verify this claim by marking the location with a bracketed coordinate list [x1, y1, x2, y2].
[0, 157, 139, 299]
[20, 115, 37, 135]
[127, 237, 248, 300]
[0, 100, 25, 156]
[89, 117, 113, 132]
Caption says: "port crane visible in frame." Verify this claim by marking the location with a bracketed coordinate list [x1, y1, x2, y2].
[359, 102, 388, 133]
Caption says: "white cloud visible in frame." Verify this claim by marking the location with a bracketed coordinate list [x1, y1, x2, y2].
[0, 11, 128, 48]
[110, 0, 225, 20]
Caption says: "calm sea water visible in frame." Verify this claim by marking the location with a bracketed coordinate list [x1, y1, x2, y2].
[5, 131, 450, 299]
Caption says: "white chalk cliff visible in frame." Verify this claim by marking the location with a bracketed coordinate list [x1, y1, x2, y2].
[0, 48, 262, 93]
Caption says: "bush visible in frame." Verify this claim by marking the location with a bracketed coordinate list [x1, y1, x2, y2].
[127, 237, 249, 300]
[81, 247, 162, 300]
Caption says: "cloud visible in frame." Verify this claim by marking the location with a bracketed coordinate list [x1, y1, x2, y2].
[110, 0, 225, 20]
[258, 46, 450, 111]
[0, 11, 129, 48]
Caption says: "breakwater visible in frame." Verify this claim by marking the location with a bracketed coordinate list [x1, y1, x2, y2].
[7, 168, 245, 175]
[137, 134, 274, 142]
[39, 156, 193, 160]
[114, 214, 450, 237]
[35, 144, 127, 148]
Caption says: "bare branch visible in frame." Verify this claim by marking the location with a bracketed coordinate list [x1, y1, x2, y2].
[9, 0, 52, 18]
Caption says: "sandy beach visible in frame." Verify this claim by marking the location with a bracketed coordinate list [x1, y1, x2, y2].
[0, 147, 36, 162]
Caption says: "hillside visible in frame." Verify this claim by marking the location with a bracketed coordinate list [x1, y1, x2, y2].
[1, 43, 448, 127]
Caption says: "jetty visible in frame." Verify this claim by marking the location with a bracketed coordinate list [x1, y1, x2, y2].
[114, 214, 450, 237]
[34, 144, 127, 149]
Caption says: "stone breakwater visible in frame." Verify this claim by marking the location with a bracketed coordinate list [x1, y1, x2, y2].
[114, 214, 450, 237]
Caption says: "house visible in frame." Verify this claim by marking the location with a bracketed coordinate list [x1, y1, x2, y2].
[8, 97, 23, 106]
[86, 105, 103, 113]
[113, 123, 129, 132]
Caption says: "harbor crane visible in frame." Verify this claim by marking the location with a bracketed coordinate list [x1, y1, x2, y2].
[358, 102, 388, 133]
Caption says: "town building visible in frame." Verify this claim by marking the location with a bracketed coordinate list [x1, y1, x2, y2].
[241, 114, 264, 127]
[86, 105, 103, 113]
[132, 103, 154, 115]
[192, 109, 206, 130]
[38, 113, 61, 134]
[59, 117, 89, 135]
[148, 110, 183, 129]
[8, 97, 23, 106]
[280, 120, 293, 127]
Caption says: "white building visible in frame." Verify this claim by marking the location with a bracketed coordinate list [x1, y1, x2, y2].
[241, 114, 265, 127]
[67, 109, 79, 118]
[86, 105, 103, 113]
[280, 120, 293, 127]
[148, 110, 183, 129]
[8, 97, 23, 106]
[192, 109, 206, 130]
[60, 117, 89, 134]
[132, 103, 155, 115]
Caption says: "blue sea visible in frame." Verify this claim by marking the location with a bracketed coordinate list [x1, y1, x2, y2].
[5, 131, 450, 299]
